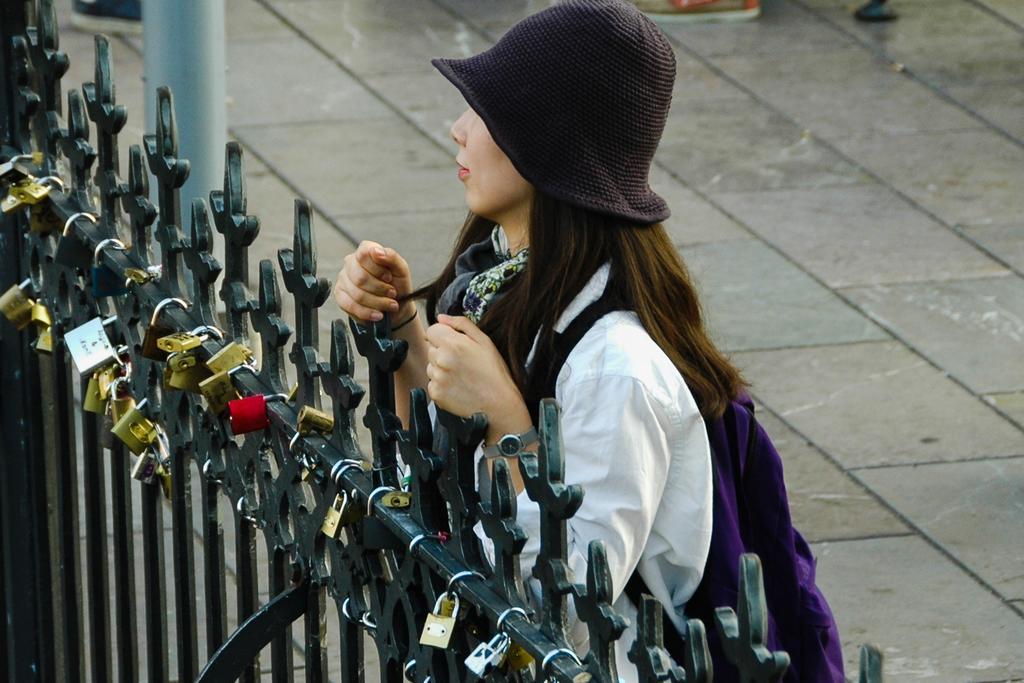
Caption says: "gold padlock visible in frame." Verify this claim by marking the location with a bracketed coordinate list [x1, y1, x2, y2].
[206, 341, 255, 374]
[1, 178, 52, 213]
[29, 301, 51, 328]
[33, 326, 53, 355]
[504, 642, 534, 671]
[111, 399, 158, 455]
[321, 493, 346, 539]
[166, 352, 211, 393]
[96, 365, 118, 400]
[198, 370, 239, 415]
[142, 297, 190, 361]
[380, 491, 412, 509]
[420, 593, 460, 649]
[297, 405, 334, 435]
[124, 267, 154, 286]
[83, 371, 108, 414]
[156, 332, 204, 354]
[156, 464, 172, 500]
[109, 379, 137, 423]
[0, 279, 35, 330]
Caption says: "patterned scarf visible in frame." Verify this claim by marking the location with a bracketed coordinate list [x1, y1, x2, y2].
[436, 226, 528, 323]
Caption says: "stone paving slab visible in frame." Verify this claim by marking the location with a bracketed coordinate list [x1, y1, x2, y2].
[735, 341, 1024, 468]
[659, 96, 874, 195]
[233, 121, 464, 218]
[986, 392, 1024, 431]
[709, 47, 983, 140]
[855, 457, 1024, 602]
[796, 0, 1024, 88]
[945, 82, 1024, 141]
[813, 535, 1024, 681]
[681, 239, 889, 351]
[650, 165, 751, 246]
[843, 276, 1024, 395]
[754, 408, 907, 542]
[962, 223, 1024, 276]
[711, 185, 1007, 288]
[830, 128, 1024, 228]
[226, 37, 395, 126]
[268, 0, 493, 77]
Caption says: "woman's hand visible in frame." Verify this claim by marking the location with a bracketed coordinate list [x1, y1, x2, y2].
[426, 314, 522, 419]
[333, 241, 415, 323]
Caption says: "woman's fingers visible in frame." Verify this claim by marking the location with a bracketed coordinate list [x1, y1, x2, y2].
[334, 280, 399, 322]
[346, 256, 396, 297]
[355, 241, 393, 283]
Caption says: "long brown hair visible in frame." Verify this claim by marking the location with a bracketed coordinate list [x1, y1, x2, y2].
[407, 191, 745, 420]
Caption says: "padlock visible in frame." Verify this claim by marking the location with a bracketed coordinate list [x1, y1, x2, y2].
[108, 376, 136, 423]
[165, 351, 211, 393]
[64, 315, 119, 375]
[33, 326, 53, 355]
[419, 592, 460, 649]
[83, 370, 108, 414]
[0, 176, 53, 213]
[297, 405, 334, 435]
[380, 491, 412, 509]
[141, 297, 189, 361]
[0, 278, 35, 330]
[320, 493, 347, 539]
[206, 341, 255, 374]
[156, 463, 172, 500]
[131, 449, 159, 483]
[226, 391, 289, 435]
[465, 632, 511, 677]
[111, 398, 158, 455]
[91, 238, 129, 298]
[156, 331, 204, 354]
[0, 152, 39, 186]
[55, 211, 99, 270]
[123, 266, 158, 287]
[198, 370, 239, 415]
[30, 301, 51, 329]
[504, 642, 534, 672]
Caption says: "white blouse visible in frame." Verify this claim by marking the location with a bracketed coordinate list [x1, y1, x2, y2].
[470, 262, 714, 679]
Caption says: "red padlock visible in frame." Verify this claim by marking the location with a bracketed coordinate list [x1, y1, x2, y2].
[228, 392, 288, 435]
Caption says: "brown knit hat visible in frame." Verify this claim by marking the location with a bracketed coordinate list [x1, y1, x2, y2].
[431, 0, 676, 225]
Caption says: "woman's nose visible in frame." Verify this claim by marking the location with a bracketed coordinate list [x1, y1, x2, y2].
[450, 109, 469, 146]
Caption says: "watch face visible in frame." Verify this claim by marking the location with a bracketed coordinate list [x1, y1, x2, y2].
[498, 434, 521, 457]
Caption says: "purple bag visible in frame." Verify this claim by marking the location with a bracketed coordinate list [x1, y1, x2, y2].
[526, 284, 845, 681]
[680, 396, 845, 682]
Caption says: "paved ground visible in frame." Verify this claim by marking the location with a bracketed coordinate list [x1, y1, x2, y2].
[53, 0, 1024, 680]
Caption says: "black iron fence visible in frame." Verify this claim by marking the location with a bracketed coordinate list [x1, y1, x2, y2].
[0, 2, 883, 681]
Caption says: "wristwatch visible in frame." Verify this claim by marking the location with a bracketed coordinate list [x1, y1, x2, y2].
[482, 427, 539, 458]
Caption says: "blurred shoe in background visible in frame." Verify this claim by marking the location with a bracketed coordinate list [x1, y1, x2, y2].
[633, 0, 760, 22]
[71, 0, 142, 34]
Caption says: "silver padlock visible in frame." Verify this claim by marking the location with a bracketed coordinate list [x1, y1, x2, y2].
[64, 315, 119, 375]
[465, 631, 510, 678]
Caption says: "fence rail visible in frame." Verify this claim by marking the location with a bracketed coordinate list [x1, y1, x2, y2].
[0, 2, 883, 681]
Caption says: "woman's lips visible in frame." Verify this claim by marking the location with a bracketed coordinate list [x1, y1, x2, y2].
[458, 167, 470, 180]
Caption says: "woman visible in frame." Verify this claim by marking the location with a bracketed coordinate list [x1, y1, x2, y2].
[333, 0, 745, 674]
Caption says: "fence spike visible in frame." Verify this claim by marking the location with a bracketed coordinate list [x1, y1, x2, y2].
[144, 86, 190, 298]
[574, 540, 627, 682]
[82, 34, 127, 226]
[210, 142, 258, 340]
[121, 144, 157, 264]
[628, 594, 690, 683]
[714, 554, 789, 682]
[57, 89, 97, 210]
[519, 398, 584, 649]
[279, 199, 330, 409]
[859, 644, 884, 683]
[184, 198, 223, 327]
[478, 456, 528, 606]
[250, 258, 292, 392]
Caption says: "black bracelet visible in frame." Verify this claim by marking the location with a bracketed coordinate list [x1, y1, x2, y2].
[391, 308, 418, 332]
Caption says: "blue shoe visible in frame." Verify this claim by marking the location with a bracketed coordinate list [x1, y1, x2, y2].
[71, 0, 142, 35]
